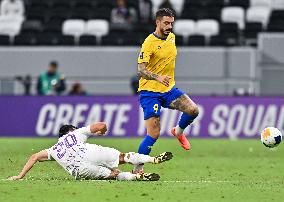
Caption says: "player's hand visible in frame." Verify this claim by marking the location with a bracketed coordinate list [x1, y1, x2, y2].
[7, 175, 22, 181]
[96, 125, 107, 136]
[156, 75, 171, 87]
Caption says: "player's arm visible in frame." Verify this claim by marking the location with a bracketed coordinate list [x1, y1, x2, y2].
[75, 122, 107, 136]
[8, 150, 49, 180]
[138, 62, 171, 87]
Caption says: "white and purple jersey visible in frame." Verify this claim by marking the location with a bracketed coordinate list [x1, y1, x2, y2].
[46, 127, 92, 176]
[46, 126, 121, 179]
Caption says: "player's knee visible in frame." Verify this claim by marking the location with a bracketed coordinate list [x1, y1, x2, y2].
[191, 105, 199, 117]
[185, 104, 199, 118]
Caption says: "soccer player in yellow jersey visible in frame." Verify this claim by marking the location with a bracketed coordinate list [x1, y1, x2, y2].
[134, 8, 199, 172]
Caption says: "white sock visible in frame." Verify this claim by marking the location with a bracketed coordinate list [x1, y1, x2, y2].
[116, 172, 137, 181]
[175, 126, 184, 136]
[124, 152, 155, 165]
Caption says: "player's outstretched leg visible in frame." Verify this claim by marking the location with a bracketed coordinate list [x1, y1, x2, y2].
[123, 152, 173, 165]
[170, 94, 199, 150]
[116, 172, 160, 181]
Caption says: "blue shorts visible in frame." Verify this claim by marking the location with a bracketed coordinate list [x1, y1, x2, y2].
[139, 87, 185, 120]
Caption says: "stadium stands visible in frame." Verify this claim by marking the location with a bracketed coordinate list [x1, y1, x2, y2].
[0, 0, 282, 46]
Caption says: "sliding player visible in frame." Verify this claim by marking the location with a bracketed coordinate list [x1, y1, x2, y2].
[8, 122, 172, 181]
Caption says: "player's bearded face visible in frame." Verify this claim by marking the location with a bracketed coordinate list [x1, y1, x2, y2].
[159, 16, 174, 36]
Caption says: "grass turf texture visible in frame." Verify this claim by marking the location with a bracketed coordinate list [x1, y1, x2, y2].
[0, 138, 283, 202]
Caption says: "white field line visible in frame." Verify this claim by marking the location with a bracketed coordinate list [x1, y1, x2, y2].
[1, 179, 233, 183]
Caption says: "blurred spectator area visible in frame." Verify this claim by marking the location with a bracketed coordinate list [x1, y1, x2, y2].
[2, 33, 284, 96]
[0, 0, 283, 46]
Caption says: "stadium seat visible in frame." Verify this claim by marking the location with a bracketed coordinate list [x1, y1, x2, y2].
[91, 7, 112, 20]
[187, 35, 206, 46]
[21, 20, 43, 34]
[27, 1, 50, 11]
[269, 10, 284, 23]
[195, 20, 219, 38]
[184, 0, 224, 7]
[50, 1, 71, 10]
[0, 35, 10, 45]
[73, 1, 93, 9]
[181, 7, 221, 21]
[57, 35, 75, 46]
[62, 19, 86, 38]
[42, 22, 62, 34]
[101, 33, 141, 46]
[151, 0, 163, 15]
[26, 10, 47, 23]
[71, 8, 92, 20]
[169, 0, 185, 16]
[250, 0, 272, 7]
[36, 33, 74, 46]
[48, 12, 71, 24]
[219, 22, 239, 44]
[173, 20, 195, 44]
[0, 19, 22, 37]
[175, 35, 184, 46]
[133, 23, 155, 36]
[96, 0, 115, 8]
[244, 22, 263, 46]
[246, 7, 271, 28]
[221, 7, 245, 29]
[273, 0, 284, 9]
[267, 21, 284, 32]
[244, 22, 263, 38]
[209, 35, 228, 46]
[86, 20, 109, 44]
[79, 35, 97, 46]
[14, 34, 37, 46]
[227, 0, 250, 9]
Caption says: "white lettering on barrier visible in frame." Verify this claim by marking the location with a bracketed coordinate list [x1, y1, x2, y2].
[35, 102, 284, 138]
[226, 104, 246, 139]
[277, 106, 284, 132]
[36, 104, 57, 136]
[243, 105, 264, 137]
[36, 103, 132, 136]
[71, 104, 88, 126]
[112, 104, 131, 136]
[208, 104, 229, 137]
[85, 104, 101, 125]
[259, 105, 277, 131]
[103, 104, 118, 135]
[208, 104, 283, 138]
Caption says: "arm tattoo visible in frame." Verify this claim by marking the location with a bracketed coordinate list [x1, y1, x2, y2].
[137, 63, 158, 80]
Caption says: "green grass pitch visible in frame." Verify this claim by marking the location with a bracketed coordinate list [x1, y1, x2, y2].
[0, 137, 283, 202]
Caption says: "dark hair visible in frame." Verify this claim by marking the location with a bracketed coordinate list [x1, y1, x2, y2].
[59, 125, 78, 138]
[50, 61, 58, 68]
[155, 8, 175, 19]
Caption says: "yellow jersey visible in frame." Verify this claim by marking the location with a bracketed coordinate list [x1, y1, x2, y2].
[137, 32, 177, 93]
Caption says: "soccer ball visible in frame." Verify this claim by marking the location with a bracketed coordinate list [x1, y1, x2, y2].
[261, 127, 282, 148]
